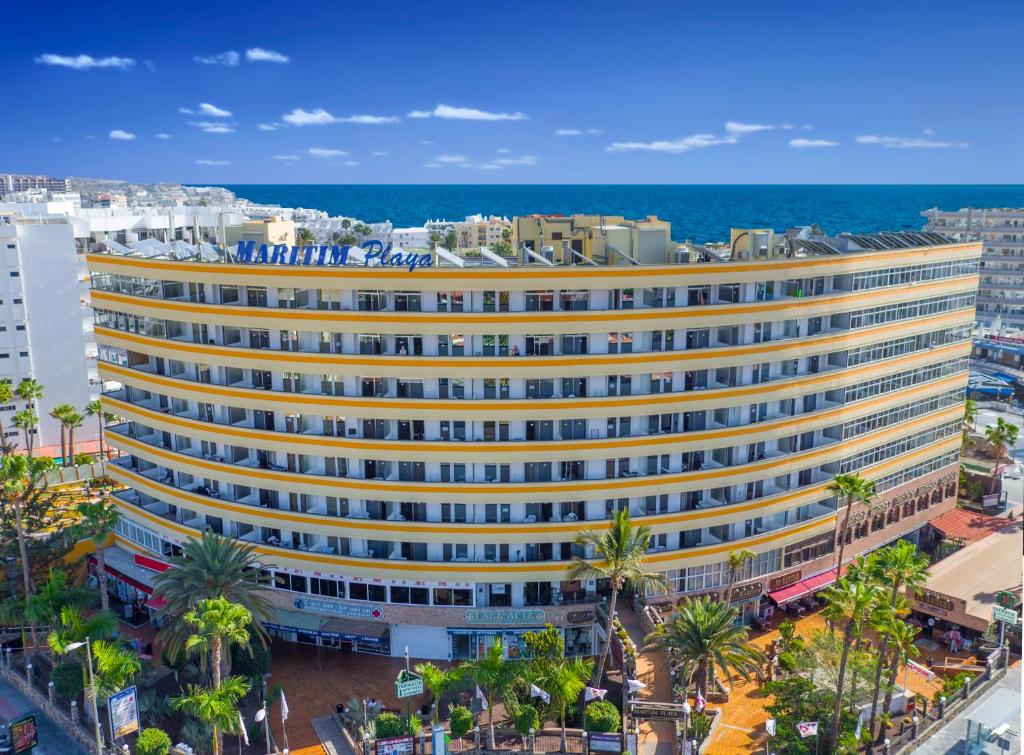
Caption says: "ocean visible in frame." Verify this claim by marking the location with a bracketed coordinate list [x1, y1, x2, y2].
[219, 184, 1024, 244]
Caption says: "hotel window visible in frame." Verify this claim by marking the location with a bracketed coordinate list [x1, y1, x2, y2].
[608, 332, 633, 353]
[393, 291, 421, 311]
[437, 291, 464, 312]
[440, 463, 467, 482]
[482, 378, 510, 399]
[438, 378, 465, 399]
[607, 375, 632, 396]
[525, 379, 554, 399]
[246, 287, 268, 307]
[441, 503, 468, 522]
[482, 421, 510, 441]
[560, 418, 587, 440]
[442, 543, 469, 561]
[525, 335, 554, 355]
[390, 586, 430, 605]
[484, 465, 511, 483]
[440, 420, 467, 441]
[652, 330, 675, 351]
[482, 335, 509, 356]
[249, 329, 270, 349]
[438, 334, 465, 355]
[688, 286, 710, 306]
[613, 289, 635, 309]
[525, 291, 555, 311]
[356, 290, 384, 311]
[560, 290, 589, 310]
[396, 378, 424, 398]
[561, 334, 588, 354]
[482, 291, 510, 312]
[433, 588, 473, 606]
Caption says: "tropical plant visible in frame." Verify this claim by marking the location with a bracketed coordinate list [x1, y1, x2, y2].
[15, 378, 43, 412]
[48, 605, 118, 658]
[820, 576, 885, 752]
[179, 718, 213, 755]
[442, 229, 458, 252]
[295, 228, 316, 247]
[11, 409, 39, 458]
[184, 597, 253, 689]
[69, 497, 120, 610]
[85, 399, 112, 460]
[865, 541, 929, 741]
[985, 417, 1020, 492]
[880, 621, 921, 730]
[51, 658, 85, 699]
[963, 397, 978, 431]
[0, 454, 55, 650]
[428, 231, 441, 250]
[171, 676, 250, 755]
[25, 568, 97, 628]
[537, 655, 594, 751]
[414, 661, 463, 724]
[568, 509, 667, 683]
[448, 705, 473, 737]
[230, 627, 271, 683]
[723, 549, 755, 603]
[153, 532, 274, 663]
[584, 700, 620, 732]
[61, 409, 85, 464]
[90, 639, 142, 701]
[136, 727, 172, 755]
[374, 712, 405, 738]
[764, 675, 859, 754]
[690, 712, 712, 746]
[510, 702, 540, 738]
[932, 670, 971, 706]
[645, 596, 759, 699]
[49, 403, 75, 465]
[827, 473, 877, 571]
[460, 639, 514, 749]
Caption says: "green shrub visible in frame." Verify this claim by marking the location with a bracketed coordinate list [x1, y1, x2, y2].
[933, 671, 973, 704]
[514, 705, 539, 736]
[690, 712, 712, 745]
[179, 719, 212, 755]
[449, 705, 473, 737]
[136, 728, 172, 755]
[51, 659, 84, 700]
[375, 712, 405, 738]
[584, 701, 621, 733]
[777, 652, 797, 672]
[231, 634, 271, 682]
[788, 637, 805, 652]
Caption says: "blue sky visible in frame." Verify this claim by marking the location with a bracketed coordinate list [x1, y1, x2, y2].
[4, 0, 1023, 184]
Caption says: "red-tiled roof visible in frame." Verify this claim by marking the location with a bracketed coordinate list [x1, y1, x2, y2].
[929, 508, 1015, 543]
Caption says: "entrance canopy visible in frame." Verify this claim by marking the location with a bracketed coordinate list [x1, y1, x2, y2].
[768, 566, 845, 605]
[266, 608, 389, 645]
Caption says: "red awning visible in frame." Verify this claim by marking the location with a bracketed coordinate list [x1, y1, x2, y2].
[145, 596, 167, 610]
[88, 554, 154, 595]
[134, 553, 172, 572]
[767, 566, 846, 605]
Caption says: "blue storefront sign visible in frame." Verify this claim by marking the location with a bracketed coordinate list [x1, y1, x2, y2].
[293, 597, 384, 619]
[234, 240, 433, 271]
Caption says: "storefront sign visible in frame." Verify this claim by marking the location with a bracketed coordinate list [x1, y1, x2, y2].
[629, 702, 689, 721]
[9, 716, 37, 754]
[395, 669, 424, 698]
[997, 591, 1018, 609]
[133, 553, 171, 572]
[376, 736, 414, 755]
[465, 609, 545, 625]
[916, 590, 955, 612]
[108, 686, 140, 738]
[235, 240, 433, 272]
[730, 582, 764, 603]
[294, 597, 383, 620]
[993, 605, 1019, 624]
[567, 610, 596, 624]
[588, 733, 623, 753]
[769, 571, 802, 591]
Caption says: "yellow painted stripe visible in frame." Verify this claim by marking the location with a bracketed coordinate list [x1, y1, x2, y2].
[98, 340, 971, 419]
[103, 373, 966, 459]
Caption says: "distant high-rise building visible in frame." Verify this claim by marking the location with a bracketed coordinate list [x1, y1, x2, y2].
[0, 174, 70, 197]
[922, 207, 1024, 330]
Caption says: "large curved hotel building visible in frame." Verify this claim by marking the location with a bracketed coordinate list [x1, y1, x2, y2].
[88, 217, 979, 660]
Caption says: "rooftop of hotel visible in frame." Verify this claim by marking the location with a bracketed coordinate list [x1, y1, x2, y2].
[88, 225, 959, 268]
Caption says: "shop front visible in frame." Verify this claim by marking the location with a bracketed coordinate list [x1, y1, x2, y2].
[86, 546, 172, 626]
[448, 608, 595, 660]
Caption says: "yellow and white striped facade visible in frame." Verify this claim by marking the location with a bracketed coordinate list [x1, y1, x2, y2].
[88, 231, 979, 659]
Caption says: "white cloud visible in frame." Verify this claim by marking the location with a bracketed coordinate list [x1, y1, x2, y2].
[496, 148, 511, 154]
[155, 133, 171, 139]
[109, 129, 136, 141]
[35, 54, 134, 70]
[257, 123, 277, 131]
[724, 121, 774, 134]
[198, 102, 232, 117]
[434, 154, 468, 163]
[281, 108, 398, 126]
[586, 128, 604, 134]
[273, 155, 301, 161]
[923, 128, 936, 135]
[194, 159, 231, 166]
[478, 164, 503, 170]
[410, 104, 528, 121]
[607, 133, 737, 154]
[194, 51, 239, 66]
[308, 147, 348, 158]
[371, 151, 389, 157]
[780, 124, 795, 130]
[423, 163, 443, 169]
[189, 121, 235, 134]
[495, 155, 538, 166]
[556, 129, 582, 136]
[85, 135, 96, 140]
[420, 140, 434, 146]
[178, 107, 194, 115]
[143, 60, 156, 71]
[789, 138, 839, 148]
[343, 161, 359, 166]
[856, 134, 968, 149]
[246, 47, 289, 63]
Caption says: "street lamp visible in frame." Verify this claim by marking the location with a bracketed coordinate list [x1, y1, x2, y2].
[680, 701, 691, 752]
[64, 638, 103, 755]
[255, 703, 272, 755]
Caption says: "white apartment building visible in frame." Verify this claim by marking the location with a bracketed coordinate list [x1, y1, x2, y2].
[923, 207, 1024, 330]
[0, 211, 97, 456]
[426, 215, 512, 249]
[392, 226, 429, 249]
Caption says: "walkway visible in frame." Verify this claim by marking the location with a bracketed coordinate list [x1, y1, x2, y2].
[617, 603, 675, 755]
[0, 674, 88, 755]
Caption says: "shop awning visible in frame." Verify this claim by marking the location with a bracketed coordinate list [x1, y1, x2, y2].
[145, 596, 167, 610]
[89, 546, 157, 594]
[320, 617, 388, 644]
[266, 608, 325, 633]
[768, 566, 845, 605]
[929, 508, 1013, 544]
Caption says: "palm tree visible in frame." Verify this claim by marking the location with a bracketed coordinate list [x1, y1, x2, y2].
[49, 403, 75, 465]
[865, 542, 929, 742]
[963, 397, 978, 432]
[172, 677, 251, 755]
[460, 639, 512, 749]
[821, 576, 884, 751]
[985, 417, 1020, 492]
[296, 228, 316, 247]
[827, 473, 877, 572]
[568, 509, 667, 684]
[538, 656, 593, 752]
[153, 531, 274, 663]
[90, 639, 142, 701]
[723, 549, 755, 604]
[0, 454, 55, 651]
[183, 597, 253, 687]
[16, 378, 43, 413]
[414, 661, 462, 724]
[62, 409, 84, 465]
[442, 228, 458, 252]
[877, 619, 920, 737]
[428, 232, 441, 250]
[12, 409, 39, 458]
[85, 399, 110, 460]
[25, 569, 97, 630]
[340, 218, 352, 230]
[645, 596, 760, 699]
[49, 604, 119, 707]
[70, 497, 121, 611]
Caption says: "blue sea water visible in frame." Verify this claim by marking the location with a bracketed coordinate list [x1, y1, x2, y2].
[220, 184, 1024, 244]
